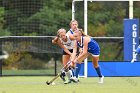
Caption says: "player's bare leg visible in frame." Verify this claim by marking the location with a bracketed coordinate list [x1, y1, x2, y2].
[92, 56, 104, 83]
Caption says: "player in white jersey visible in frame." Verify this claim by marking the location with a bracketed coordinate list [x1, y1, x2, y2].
[59, 32, 75, 50]
[53, 28, 76, 84]
[52, 20, 81, 84]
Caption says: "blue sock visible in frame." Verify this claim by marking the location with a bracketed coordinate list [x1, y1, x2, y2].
[75, 63, 81, 78]
[95, 67, 102, 77]
[72, 69, 74, 77]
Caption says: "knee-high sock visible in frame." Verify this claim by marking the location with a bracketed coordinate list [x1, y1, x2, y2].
[71, 69, 75, 77]
[95, 66, 102, 77]
[75, 63, 81, 78]
[65, 70, 73, 79]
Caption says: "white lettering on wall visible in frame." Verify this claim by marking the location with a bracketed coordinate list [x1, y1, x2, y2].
[132, 24, 137, 61]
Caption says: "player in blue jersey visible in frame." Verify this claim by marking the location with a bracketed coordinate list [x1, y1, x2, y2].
[71, 29, 104, 83]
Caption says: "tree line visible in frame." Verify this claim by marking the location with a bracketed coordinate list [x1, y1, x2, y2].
[0, 0, 140, 69]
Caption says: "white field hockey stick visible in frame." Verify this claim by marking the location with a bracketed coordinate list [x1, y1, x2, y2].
[46, 61, 72, 85]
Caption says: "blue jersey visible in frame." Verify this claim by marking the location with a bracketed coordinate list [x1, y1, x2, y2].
[77, 36, 100, 55]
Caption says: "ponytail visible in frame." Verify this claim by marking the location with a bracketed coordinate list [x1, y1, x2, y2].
[78, 29, 87, 36]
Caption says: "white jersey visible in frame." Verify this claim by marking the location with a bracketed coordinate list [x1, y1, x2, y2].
[60, 32, 75, 50]
[67, 29, 74, 35]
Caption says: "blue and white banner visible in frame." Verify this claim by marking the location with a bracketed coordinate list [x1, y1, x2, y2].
[124, 19, 139, 61]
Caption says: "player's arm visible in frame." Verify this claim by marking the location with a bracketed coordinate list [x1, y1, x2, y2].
[62, 45, 72, 56]
[57, 39, 72, 56]
[70, 40, 77, 68]
[69, 34, 75, 41]
[52, 36, 72, 55]
[52, 36, 59, 44]
[70, 40, 77, 61]
[75, 37, 89, 62]
[79, 48, 83, 55]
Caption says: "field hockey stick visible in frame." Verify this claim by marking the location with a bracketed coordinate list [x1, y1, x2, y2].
[46, 61, 72, 85]
[46, 73, 61, 85]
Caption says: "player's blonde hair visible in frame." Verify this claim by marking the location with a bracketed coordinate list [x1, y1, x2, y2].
[57, 28, 66, 37]
[69, 20, 78, 26]
[75, 28, 87, 36]
[78, 29, 87, 36]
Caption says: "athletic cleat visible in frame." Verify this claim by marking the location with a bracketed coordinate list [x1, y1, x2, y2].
[64, 79, 71, 84]
[60, 72, 66, 81]
[70, 77, 79, 83]
[98, 76, 104, 84]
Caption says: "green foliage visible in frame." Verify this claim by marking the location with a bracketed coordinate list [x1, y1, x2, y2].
[0, 7, 11, 36]
[99, 42, 123, 61]
[0, 1, 140, 65]
[2, 0, 72, 36]
[88, 2, 126, 37]
[30, 0, 71, 35]
[1, 1, 140, 36]
[134, 2, 140, 18]
[0, 7, 4, 22]
[19, 54, 45, 70]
